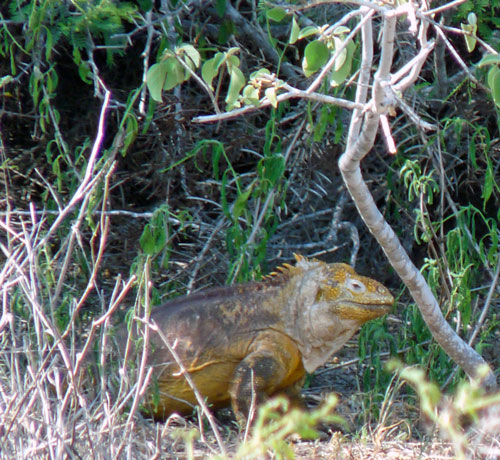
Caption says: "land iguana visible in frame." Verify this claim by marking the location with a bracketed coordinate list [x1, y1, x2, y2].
[115, 254, 394, 422]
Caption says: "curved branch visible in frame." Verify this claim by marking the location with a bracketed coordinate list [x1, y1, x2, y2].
[340, 139, 496, 389]
[339, 9, 496, 389]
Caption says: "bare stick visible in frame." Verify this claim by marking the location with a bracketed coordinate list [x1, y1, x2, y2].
[37, 90, 111, 249]
[347, 6, 374, 146]
[193, 88, 362, 124]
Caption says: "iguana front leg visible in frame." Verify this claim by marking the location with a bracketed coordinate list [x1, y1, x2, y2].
[228, 331, 305, 423]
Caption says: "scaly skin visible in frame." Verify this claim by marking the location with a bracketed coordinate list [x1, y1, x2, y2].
[115, 254, 394, 422]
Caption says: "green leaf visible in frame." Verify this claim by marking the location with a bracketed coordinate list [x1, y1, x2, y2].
[202, 52, 224, 89]
[163, 57, 184, 91]
[180, 44, 201, 68]
[491, 67, 500, 107]
[46, 69, 58, 93]
[330, 63, 351, 87]
[139, 224, 159, 255]
[467, 12, 477, 26]
[221, 170, 231, 218]
[260, 154, 285, 184]
[44, 26, 53, 61]
[78, 61, 92, 85]
[313, 105, 329, 142]
[242, 85, 260, 106]
[482, 166, 493, 205]
[290, 16, 300, 44]
[139, 224, 154, 255]
[461, 21, 477, 52]
[217, 19, 233, 44]
[487, 66, 498, 92]
[250, 68, 271, 79]
[333, 26, 350, 35]
[332, 36, 347, 71]
[212, 143, 222, 179]
[298, 26, 319, 40]
[227, 54, 240, 67]
[479, 54, 500, 67]
[330, 40, 355, 87]
[225, 66, 246, 110]
[73, 48, 92, 85]
[265, 87, 278, 108]
[212, 52, 226, 69]
[201, 59, 217, 89]
[121, 114, 138, 157]
[226, 47, 241, 57]
[215, 0, 226, 17]
[267, 7, 287, 22]
[138, 0, 153, 11]
[464, 32, 477, 53]
[10, 43, 16, 75]
[139, 212, 167, 255]
[302, 40, 329, 77]
[233, 186, 252, 220]
[147, 62, 167, 102]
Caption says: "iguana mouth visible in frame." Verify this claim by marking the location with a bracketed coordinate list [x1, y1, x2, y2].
[339, 299, 392, 308]
[335, 301, 391, 320]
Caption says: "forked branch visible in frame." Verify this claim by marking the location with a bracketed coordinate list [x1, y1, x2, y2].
[338, 4, 496, 389]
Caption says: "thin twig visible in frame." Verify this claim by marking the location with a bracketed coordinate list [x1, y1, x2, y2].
[37, 90, 111, 249]
[175, 54, 221, 114]
[193, 88, 362, 124]
[139, 10, 154, 116]
[432, 25, 480, 86]
[347, 6, 374, 147]
[424, 0, 467, 17]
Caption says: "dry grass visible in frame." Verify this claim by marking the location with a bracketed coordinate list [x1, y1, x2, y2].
[1, 184, 499, 459]
[293, 438, 456, 460]
[0, 84, 371, 460]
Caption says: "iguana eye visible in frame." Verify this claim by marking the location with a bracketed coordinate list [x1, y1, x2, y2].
[347, 277, 366, 293]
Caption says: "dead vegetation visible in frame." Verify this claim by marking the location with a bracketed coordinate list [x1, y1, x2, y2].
[1, 0, 500, 458]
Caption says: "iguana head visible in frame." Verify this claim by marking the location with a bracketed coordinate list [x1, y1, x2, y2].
[315, 261, 393, 321]
[286, 254, 394, 373]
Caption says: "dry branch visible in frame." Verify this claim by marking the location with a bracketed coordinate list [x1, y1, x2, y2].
[338, 3, 496, 389]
